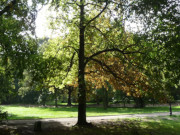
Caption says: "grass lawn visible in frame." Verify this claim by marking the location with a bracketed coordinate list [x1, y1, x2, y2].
[1, 105, 180, 120]
[137, 115, 180, 135]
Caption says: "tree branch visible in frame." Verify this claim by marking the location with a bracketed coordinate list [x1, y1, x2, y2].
[54, 45, 78, 58]
[122, 44, 136, 51]
[85, 47, 143, 65]
[85, 1, 108, 27]
[84, 70, 98, 75]
[90, 58, 135, 86]
[63, 46, 79, 54]
[91, 58, 118, 77]
[67, 1, 80, 7]
[0, 0, 17, 16]
[90, 25, 108, 40]
[86, 48, 121, 63]
[65, 52, 76, 77]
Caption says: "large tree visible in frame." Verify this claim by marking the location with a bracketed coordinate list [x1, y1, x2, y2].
[48, 0, 134, 125]
[48, 0, 179, 125]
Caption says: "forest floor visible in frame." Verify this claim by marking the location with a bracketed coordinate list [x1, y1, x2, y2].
[1, 111, 180, 135]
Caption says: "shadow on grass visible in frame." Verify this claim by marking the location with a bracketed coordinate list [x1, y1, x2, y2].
[1, 119, 70, 135]
[16, 119, 144, 135]
[1, 116, 180, 135]
[26, 119, 174, 135]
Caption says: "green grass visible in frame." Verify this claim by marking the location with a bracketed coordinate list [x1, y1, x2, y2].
[1, 105, 180, 120]
[137, 115, 180, 135]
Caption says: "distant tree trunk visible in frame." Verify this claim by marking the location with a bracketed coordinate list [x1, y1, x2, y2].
[13, 74, 20, 103]
[54, 87, 58, 108]
[123, 100, 126, 108]
[67, 86, 73, 106]
[62, 90, 66, 103]
[14, 78, 19, 92]
[151, 98, 156, 106]
[96, 97, 100, 105]
[103, 87, 108, 109]
[134, 97, 145, 108]
[169, 102, 172, 116]
[40, 88, 48, 107]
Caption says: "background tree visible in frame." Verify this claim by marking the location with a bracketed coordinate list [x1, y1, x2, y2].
[0, 0, 47, 102]
[18, 71, 40, 104]
[132, 0, 180, 104]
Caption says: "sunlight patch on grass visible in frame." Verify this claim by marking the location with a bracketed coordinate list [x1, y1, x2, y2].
[1, 105, 180, 120]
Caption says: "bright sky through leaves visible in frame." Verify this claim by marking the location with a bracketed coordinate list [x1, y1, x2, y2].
[35, 5, 54, 38]
[35, 5, 143, 38]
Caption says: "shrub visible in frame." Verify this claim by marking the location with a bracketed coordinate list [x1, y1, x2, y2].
[0, 107, 8, 123]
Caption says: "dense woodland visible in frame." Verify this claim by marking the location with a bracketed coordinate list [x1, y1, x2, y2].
[0, 0, 179, 125]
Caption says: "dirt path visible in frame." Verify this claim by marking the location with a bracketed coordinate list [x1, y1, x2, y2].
[1, 112, 180, 134]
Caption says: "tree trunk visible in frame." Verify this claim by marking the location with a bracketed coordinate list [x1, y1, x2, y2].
[169, 102, 172, 116]
[123, 100, 126, 107]
[96, 96, 100, 105]
[103, 87, 108, 109]
[134, 97, 145, 108]
[77, 1, 87, 125]
[54, 87, 58, 108]
[14, 74, 20, 103]
[67, 86, 73, 106]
